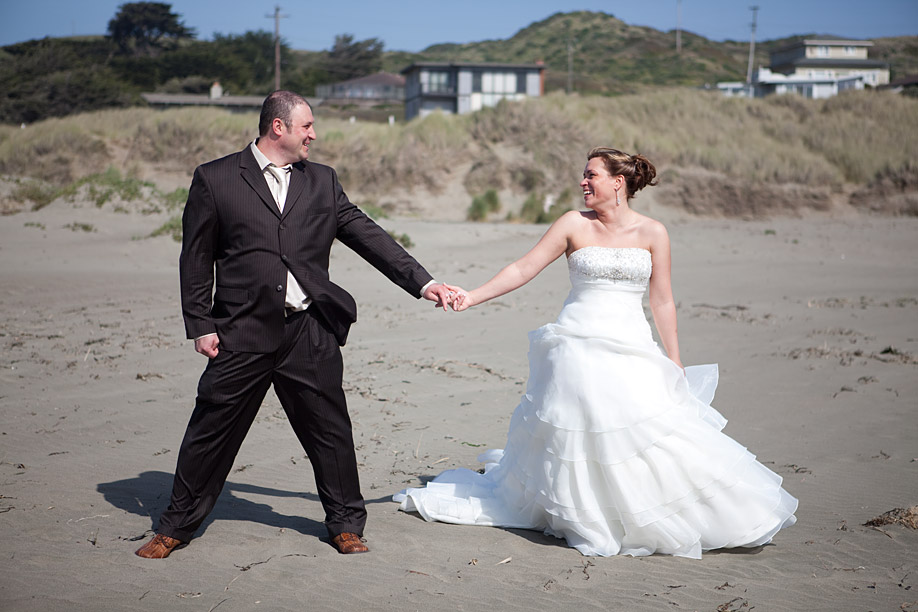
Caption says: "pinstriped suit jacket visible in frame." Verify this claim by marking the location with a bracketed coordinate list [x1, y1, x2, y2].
[179, 146, 433, 351]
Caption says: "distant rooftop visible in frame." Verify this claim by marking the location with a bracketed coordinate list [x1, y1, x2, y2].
[771, 38, 874, 53]
[141, 93, 265, 108]
[401, 61, 545, 74]
[331, 72, 405, 88]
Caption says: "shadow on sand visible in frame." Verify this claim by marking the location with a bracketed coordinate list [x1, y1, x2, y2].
[98, 470, 338, 539]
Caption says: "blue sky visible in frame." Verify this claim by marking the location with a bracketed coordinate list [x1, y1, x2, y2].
[1, 0, 915, 51]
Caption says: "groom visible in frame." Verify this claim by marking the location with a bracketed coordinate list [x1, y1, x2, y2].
[135, 90, 454, 558]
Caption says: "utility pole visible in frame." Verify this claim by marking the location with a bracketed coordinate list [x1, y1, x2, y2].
[746, 5, 759, 86]
[676, 0, 682, 55]
[266, 5, 289, 91]
[567, 38, 575, 94]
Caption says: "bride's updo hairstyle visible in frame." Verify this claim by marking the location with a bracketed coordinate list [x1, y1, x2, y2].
[587, 147, 658, 199]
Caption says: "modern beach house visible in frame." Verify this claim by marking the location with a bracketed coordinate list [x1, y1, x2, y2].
[401, 62, 545, 120]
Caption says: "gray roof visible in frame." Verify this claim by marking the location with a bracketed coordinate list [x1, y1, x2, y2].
[771, 38, 874, 54]
[401, 61, 545, 74]
[330, 72, 405, 87]
[771, 58, 889, 71]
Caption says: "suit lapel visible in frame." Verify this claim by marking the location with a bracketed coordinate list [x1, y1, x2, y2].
[239, 147, 282, 219]
[282, 161, 309, 220]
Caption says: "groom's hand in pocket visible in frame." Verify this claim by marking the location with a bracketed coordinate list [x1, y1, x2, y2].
[194, 334, 220, 358]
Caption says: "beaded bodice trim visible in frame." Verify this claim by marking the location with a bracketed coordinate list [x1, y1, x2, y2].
[568, 247, 652, 286]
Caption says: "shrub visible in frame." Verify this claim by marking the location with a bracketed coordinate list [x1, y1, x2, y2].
[63, 222, 96, 232]
[360, 202, 390, 220]
[11, 181, 59, 210]
[467, 189, 501, 221]
[151, 215, 183, 241]
[387, 230, 414, 248]
[515, 192, 572, 224]
[162, 187, 189, 211]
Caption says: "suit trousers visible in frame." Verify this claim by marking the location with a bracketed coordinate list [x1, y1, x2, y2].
[157, 308, 367, 542]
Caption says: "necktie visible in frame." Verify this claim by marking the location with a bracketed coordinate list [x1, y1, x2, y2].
[266, 164, 290, 212]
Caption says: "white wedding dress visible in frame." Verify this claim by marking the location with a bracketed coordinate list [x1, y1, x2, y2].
[395, 247, 797, 558]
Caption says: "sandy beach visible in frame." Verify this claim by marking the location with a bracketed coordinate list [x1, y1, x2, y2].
[1, 193, 916, 611]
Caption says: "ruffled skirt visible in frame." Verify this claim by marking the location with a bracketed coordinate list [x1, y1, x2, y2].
[395, 284, 797, 558]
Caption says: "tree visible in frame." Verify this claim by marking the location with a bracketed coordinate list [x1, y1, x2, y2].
[152, 31, 282, 94]
[324, 34, 383, 81]
[107, 2, 195, 57]
[0, 38, 135, 123]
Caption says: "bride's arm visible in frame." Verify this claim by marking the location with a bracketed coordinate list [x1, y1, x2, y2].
[647, 221, 683, 369]
[454, 212, 576, 311]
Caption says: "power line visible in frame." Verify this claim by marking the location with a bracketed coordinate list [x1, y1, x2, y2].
[266, 5, 289, 91]
[676, 0, 682, 55]
[746, 5, 759, 86]
[567, 37, 576, 94]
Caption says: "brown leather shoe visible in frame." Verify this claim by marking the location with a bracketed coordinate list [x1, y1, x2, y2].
[134, 533, 186, 559]
[331, 532, 368, 554]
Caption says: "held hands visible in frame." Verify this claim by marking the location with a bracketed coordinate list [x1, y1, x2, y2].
[450, 288, 475, 312]
[423, 282, 459, 311]
[422, 282, 475, 312]
[442, 283, 476, 312]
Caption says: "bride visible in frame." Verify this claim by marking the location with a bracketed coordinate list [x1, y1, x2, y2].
[394, 147, 798, 558]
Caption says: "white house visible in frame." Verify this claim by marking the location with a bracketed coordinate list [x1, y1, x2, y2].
[753, 67, 866, 99]
[768, 39, 889, 88]
[717, 38, 890, 99]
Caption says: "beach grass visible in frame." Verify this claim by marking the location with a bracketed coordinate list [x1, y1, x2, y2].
[2, 89, 915, 216]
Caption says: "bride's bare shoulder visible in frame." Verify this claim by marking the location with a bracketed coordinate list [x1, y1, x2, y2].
[634, 213, 668, 237]
[553, 209, 594, 230]
[563, 209, 595, 221]
[631, 214, 669, 253]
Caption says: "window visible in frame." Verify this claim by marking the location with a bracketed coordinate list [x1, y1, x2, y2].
[844, 46, 856, 55]
[470, 70, 533, 108]
[492, 72, 506, 94]
[815, 45, 829, 57]
[428, 71, 451, 93]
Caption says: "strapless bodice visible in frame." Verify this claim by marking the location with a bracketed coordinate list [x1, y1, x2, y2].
[568, 247, 652, 287]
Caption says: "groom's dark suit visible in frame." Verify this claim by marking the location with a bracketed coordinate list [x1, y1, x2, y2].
[157, 145, 433, 542]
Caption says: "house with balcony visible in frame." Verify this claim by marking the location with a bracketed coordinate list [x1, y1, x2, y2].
[717, 38, 890, 99]
[767, 39, 889, 88]
[401, 62, 545, 120]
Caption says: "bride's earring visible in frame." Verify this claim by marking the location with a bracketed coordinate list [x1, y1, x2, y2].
[615, 188, 622, 206]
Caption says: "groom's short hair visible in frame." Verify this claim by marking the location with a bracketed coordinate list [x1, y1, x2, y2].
[259, 91, 311, 137]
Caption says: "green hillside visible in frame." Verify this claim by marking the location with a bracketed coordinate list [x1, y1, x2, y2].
[384, 11, 752, 92]
[383, 11, 915, 93]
